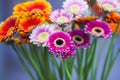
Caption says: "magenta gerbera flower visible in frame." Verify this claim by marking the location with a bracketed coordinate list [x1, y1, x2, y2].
[61, 46, 76, 59]
[47, 31, 76, 59]
[69, 30, 90, 48]
[85, 20, 112, 38]
[29, 23, 61, 46]
[50, 9, 73, 25]
[62, 0, 88, 16]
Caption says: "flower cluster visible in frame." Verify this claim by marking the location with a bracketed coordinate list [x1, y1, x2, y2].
[0, 0, 52, 43]
[1, 0, 120, 59]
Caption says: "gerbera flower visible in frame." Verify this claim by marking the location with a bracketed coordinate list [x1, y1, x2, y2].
[13, 0, 52, 22]
[62, 0, 88, 16]
[76, 16, 98, 25]
[109, 23, 120, 33]
[50, 9, 73, 25]
[29, 23, 61, 46]
[69, 30, 90, 48]
[13, 0, 52, 14]
[85, 20, 112, 38]
[0, 16, 18, 42]
[97, 0, 120, 12]
[48, 31, 76, 59]
[104, 12, 120, 23]
[18, 14, 45, 33]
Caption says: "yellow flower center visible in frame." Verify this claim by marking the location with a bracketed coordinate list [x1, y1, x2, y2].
[38, 32, 49, 43]
[57, 16, 68, 24]
[103, 3, 114, 11]
[92, 27, 104, 36]
[70, 4, 80, 13]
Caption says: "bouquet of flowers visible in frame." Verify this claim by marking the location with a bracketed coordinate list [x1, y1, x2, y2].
[0, 0, 120, 80]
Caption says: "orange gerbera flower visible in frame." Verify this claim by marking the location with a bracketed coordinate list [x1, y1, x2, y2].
[18, 14, 45, 33]
[0, 16, 18, 42]
[76, 16, 98, 25]
[105, 12, 120, 23]
[13, 0, 52, 16]
[109, 23, 120, 33]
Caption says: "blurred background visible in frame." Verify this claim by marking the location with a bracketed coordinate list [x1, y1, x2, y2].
[0, 0, 120, 80]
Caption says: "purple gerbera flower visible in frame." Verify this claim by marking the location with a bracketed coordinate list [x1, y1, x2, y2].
[85, 20, 112, 38]
[47, 31, 76, 59]
[69, 30, 90, 48]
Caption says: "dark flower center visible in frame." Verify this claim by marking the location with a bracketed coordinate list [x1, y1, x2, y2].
[75, 37, 82, 42]
[54, 38, 66, 48]
[73, 35, 84, 44]
[95, 29, 102, 33]
[56, 39, 64, 45]
[92, 27, 104, 36]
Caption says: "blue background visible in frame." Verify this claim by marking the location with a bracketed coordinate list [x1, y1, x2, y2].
[0, 0, 120, 80]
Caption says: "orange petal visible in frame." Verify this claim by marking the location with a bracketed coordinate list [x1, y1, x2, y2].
[0, 16, 18, 42]
[105, 12, 120, 23]
[109, 23, 120, 33]
[109, 12, 120, 18]
[13, 3, 27, 12]
[76, 16, 98, 25]
[18, 15, 45, 33]
[25, 1, 51, 12]
[13, 1, 52, 14]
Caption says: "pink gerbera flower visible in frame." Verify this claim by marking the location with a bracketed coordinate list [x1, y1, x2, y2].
[50, 9, 73, 25]
[47, 31, 76, 59]
[69, 30, 90, 48]
[62, 0, 88, 16]
[29, 23, 61, 46]
[85, 20, 112, 38]
[97, 0, 120, 12]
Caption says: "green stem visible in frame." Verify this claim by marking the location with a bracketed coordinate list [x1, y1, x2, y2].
[20, 44, 45, 80]
[59, 56, 65, 80]
[11, 45, 35, 80]
[101, 24, 119, 80]
[43, 47, 52, 80]
[29, 44, 38, 62]
[64, 60, 72, 80]
[104, 48, 120, 80]
[79, 49, 84, 80]
[94, 40, 106, 80]
[83, 38, 97, 80]
[91, 38, 97, 80]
